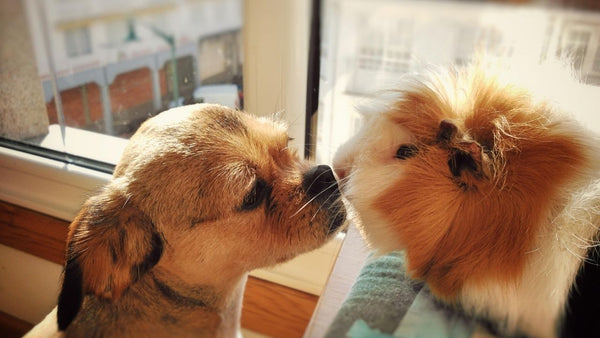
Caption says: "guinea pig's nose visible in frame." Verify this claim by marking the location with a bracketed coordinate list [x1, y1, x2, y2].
[334, 168, 347, 180]
[303, 165, 340, 201]
[332, 155, 348, 180]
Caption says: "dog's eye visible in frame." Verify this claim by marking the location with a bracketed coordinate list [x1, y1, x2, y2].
[396, 144, 419, 160]
[240, 179, 268, 211]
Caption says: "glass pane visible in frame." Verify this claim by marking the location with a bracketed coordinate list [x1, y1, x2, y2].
[1, 0, 243, 167]
[316, 0, 600, 165]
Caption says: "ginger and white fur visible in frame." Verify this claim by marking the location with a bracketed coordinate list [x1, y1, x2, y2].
[27, 104, 345, 337]
[334, 61, 600, 337]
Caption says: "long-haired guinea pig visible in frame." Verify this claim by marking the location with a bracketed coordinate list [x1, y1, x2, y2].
[333, 61, 600, 337]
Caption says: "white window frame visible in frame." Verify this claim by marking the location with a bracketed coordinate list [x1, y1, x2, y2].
[0, 0, 344, 324]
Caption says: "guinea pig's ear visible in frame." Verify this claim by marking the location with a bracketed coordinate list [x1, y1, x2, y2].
[57, 184, 163, 331]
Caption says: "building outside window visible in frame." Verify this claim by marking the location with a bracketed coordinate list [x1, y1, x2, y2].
[2, 0, 243, 166]
[314, 0, 600, 165]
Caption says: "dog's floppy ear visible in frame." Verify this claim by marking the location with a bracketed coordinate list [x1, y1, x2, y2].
[57, 183, 163, 330]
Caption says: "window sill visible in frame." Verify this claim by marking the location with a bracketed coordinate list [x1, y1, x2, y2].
[0, 146, 111, 221]
[0, 129, 343, 296]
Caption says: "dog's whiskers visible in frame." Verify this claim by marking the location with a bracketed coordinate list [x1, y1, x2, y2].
[292, 179, 343, 219]
[309, 182, 345, 224]
[303, 168, 339, 195]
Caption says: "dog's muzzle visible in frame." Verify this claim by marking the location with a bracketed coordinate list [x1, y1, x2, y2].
[302, 165, 346, 233]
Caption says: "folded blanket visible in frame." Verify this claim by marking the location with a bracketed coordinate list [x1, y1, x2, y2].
[325, 252, 423, 337]
[325, 251, 482, 338]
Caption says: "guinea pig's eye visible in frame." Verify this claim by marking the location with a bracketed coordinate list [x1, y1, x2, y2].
[395, 144, 419, 160]
[240, 179, 268, 211]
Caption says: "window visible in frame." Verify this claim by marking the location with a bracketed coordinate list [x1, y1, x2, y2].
[315, 0, 600, 165]
[64, 27, 92, 57]
[0, 2, 339, 324]
[348, 17, 414, 94]
[559, 24, 592, 69]
[307, 1, 600, 335]
[558, 20, 600, 84]
[2, 0, 243, 168]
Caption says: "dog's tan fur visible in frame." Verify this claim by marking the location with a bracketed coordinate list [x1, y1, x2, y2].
[27, 104, 345, 337]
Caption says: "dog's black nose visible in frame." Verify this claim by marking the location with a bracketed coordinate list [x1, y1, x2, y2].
[303, 165, 346, 233]
[303, 165, 339, 202]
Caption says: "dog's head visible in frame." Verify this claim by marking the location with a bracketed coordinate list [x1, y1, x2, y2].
[57, 104, 345, 330]
[334, 63, 597, 300]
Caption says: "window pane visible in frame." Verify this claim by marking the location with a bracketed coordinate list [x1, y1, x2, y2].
[64, 27, 92, 57]
[1, 0, 243, 167]
[316, 0, 600, 165]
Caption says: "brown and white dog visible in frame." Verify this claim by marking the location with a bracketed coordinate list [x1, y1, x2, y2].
[334, 62, 600, 337]
[26, 104, 345, 337]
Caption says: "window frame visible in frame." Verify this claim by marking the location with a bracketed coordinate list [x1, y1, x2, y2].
[0, 0, 343, 298]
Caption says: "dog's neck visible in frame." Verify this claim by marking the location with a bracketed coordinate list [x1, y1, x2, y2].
[149, 267, 248, 336]
[66, 268, 248, 337]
